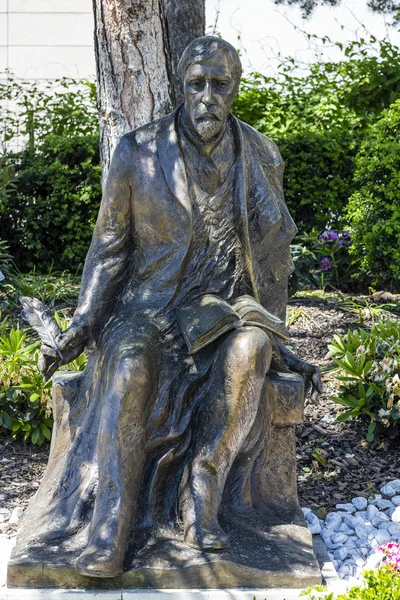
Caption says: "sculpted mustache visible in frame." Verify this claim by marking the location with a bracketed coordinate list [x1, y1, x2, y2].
[195, 111, 221, 121]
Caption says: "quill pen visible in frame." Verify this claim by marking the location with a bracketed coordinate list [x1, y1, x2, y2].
[20, 296, 63, 361]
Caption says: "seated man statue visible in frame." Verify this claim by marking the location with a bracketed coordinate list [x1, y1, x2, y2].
[13, 36, 321, 583]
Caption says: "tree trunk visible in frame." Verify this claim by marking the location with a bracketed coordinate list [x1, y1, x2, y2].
[92, 0, 205, 178]
[164, 0, 205, 106]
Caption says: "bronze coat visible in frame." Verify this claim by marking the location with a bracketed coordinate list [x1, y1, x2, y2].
[75, 108, 297, 335]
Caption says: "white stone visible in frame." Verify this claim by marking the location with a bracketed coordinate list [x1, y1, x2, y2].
[388, 479, 400, 493]
[368, 494, 382, 505]
[306, 511, 318, 524]
[391, 507, 400, 523]
[352, 497, 368, 511]
[325, 512, 342, 531]
[365, 524, 377, 535]
[337, 523, 355, 534]
[331, 532, 348, 544]
[0, 508, 11, 517]
[392, 496, 400, 506]
[355, 511, 368, 521]
[344, 536, 358, 548]
[367, 504, 379, 519]
[355, 525, 366, 539]
[338, 563, 353, 578]
[302, 507, 311, 516]
[367, 528, 379, 541]
[372, 512, 390, 527]
[378, 522, 390, 530]
[388, 523, 400, 536]
[381, 484, 396, 497]
[327, 541, 342, 550]
[365, 552, 383, 570]
[377, 499, 394, 511]
[309, 522, 322, 535]
[374, 529, 391, 545]
[336, 503, 356, 513]
[321, 528, 331, 544]
[334, 547, 349, 561]
[343, 515, 363, 530]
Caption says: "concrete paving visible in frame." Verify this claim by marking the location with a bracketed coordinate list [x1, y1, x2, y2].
[0, 535, 347, 600]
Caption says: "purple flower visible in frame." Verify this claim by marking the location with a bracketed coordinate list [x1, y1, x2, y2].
[320, 256, 333, 271]
[319, 230, 339, 243]
[343, 229, 351, 239]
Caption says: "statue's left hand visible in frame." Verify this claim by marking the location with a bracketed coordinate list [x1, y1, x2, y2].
[278, 345, 322, 398]
[298, 361, 322, 398]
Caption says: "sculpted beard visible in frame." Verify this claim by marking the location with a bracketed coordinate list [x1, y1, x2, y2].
[193, 108, 224, 141]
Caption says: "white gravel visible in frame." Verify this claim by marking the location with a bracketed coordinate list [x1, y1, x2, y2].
[304, 479, 400, 584]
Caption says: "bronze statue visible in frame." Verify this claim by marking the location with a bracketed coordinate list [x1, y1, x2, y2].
[8, 37, 322, 589]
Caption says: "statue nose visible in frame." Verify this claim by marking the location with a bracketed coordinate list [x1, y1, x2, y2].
[201, 80, 213, 105]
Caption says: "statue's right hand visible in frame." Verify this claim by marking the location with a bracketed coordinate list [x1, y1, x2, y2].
[38, 323, 90, 380]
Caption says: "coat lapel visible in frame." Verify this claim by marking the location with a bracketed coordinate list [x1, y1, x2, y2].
[157, 108, 192, 223]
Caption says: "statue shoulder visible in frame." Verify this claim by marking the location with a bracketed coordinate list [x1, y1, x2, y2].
[234, 117, 284, 168]
[120, 110, 176, 154]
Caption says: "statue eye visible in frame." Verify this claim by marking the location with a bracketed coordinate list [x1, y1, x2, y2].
[216, 80, 229, 89]
[190, 79, 204, 90]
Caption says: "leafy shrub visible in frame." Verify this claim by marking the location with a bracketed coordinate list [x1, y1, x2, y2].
[233, 36, 400, 233]
[301, 566, 400, 599]
[0, 310, 87, 445]
[345, 99, 400, 291]
[329, 318, 400, 441]
[0, 76, 101, 272]
[290, 229, 355, 293]
[336, 566, 400, 599]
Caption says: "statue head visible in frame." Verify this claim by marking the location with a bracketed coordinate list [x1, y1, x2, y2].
[177, 36, 243, 142]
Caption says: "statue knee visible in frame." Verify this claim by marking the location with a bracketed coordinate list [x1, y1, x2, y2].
[114, 349, 152, 392]
[228, 327, 272, 369]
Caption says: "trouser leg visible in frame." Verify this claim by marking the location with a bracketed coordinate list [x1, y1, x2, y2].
[76, 347, 156, 577]
[181, 326, 272, 551]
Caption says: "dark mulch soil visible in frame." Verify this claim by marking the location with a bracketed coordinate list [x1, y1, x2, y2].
[290, 296, 400, 519]
[1, 294, 399, 535]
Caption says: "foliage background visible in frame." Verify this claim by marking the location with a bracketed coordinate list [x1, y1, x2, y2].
[0, 77, 101, 272]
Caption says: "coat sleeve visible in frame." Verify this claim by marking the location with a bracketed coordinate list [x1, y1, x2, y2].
[72, 134, 134, 338]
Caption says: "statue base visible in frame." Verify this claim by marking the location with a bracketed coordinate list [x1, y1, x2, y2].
[7, 511, 321, 590]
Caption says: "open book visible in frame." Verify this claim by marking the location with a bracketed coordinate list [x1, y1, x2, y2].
[176, 294, 289, 355]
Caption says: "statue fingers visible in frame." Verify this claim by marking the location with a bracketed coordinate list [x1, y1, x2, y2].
[40, 344, 58, 358]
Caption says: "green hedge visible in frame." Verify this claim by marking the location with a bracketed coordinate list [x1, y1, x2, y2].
[345, 100, 400, 291]
[0, 77, 101, 272]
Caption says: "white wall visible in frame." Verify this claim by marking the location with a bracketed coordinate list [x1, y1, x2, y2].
[0, 0, 95, 80]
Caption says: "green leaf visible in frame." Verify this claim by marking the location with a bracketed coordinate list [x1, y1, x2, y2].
[40, 422, 51, 440]
[31, 427, 40, 445]
[337, 409, 359, 422]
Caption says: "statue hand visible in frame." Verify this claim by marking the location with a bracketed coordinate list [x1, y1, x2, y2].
[39, 322, 89, 380]
[279, 346, 322, 398]
[300, 362, 323, 398]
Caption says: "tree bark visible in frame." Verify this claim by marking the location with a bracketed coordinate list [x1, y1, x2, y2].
[164, 0, 205, 106]
[92, 0, 205, 178]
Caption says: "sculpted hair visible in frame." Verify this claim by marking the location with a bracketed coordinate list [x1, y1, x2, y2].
[177, 36, 243, 88]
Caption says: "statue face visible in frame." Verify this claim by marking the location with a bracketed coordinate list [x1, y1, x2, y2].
[183, 51, 238, 142]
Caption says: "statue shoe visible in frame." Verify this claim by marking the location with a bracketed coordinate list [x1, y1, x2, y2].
[75, 542, 124, 578]
[184, 522, 230, 552]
